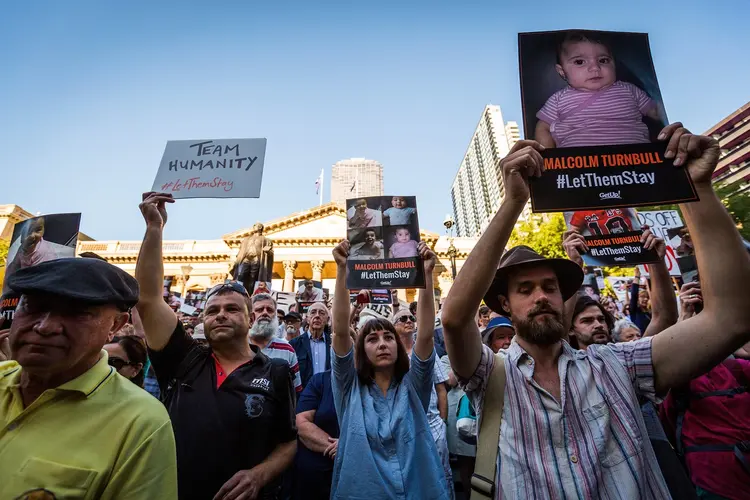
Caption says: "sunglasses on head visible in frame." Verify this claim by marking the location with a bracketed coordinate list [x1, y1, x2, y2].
[396, 315, 416, 324]
[108, 356, 134, 371]
[207, 281, 250, 299]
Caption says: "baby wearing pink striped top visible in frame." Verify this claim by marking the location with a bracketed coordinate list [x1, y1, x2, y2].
[535, 31, 663, 149]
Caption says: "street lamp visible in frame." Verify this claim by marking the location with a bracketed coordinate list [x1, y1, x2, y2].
[443, 215, 457, 279]
[180, 264, 194, 297]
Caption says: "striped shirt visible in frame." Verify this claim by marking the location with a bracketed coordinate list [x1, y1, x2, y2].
[537, 81, 655, 148]
[260, 338, 302, 393]
[461, 337, 671, 499]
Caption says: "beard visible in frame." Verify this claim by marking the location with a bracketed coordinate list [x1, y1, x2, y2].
[249, 317, 279, 341]
[513, 303, 565, 346]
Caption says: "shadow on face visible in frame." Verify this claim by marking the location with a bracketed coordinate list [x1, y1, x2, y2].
[306, 304, 329, 331]
[10, 294, 128, 377]
[501, 265, 566, 346]
[203, 292, 250, 344]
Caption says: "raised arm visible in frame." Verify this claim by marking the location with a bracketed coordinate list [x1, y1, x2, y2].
[629, 273, 641, 323]
[640, 229, 677, 338]
[651, 124, 750, 394]
[561, 229, 587, 331]
[331, 240, 353, 356]
[442, 140, 545, 378]
[414, 242, 437, 361]
[135, 192, 178, 351]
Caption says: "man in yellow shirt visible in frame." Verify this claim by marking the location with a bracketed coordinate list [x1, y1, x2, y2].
[0, 257, 178, 500]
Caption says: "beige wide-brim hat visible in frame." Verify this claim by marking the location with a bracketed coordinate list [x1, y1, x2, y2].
[483, 245, 583, 314]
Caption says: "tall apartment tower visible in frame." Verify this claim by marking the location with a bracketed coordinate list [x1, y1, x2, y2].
[330, 158, 384, 206]
[451, 105, 519, 237]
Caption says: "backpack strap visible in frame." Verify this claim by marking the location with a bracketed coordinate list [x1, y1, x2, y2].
[471, 354, 506, 500]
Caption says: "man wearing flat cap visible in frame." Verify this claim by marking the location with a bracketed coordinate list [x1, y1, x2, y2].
[0, 258, 177, 499]
[441, 125, 750, 499]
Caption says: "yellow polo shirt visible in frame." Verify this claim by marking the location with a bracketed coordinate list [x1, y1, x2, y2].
[0, 352, 178, 500]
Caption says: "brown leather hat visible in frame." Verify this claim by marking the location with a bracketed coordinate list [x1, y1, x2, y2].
[483, 245, 583, 314]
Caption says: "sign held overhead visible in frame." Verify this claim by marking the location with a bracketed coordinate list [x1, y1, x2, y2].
[152, 138, 267, 199]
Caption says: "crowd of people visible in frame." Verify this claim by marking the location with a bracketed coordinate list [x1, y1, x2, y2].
[1, 124, 749, 499]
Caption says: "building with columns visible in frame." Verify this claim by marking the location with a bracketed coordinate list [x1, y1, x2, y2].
[59, 202, 479, 304]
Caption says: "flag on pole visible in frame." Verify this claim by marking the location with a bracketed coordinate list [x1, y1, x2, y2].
[350, 180, 357, 192]
[315, 169, 323, 195]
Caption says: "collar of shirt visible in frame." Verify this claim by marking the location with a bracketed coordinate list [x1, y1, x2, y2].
[306, 330, 326, 343]
[1, 352, 114, 408]
[505, 338, 581, 378]
[212, 344, 266, 388]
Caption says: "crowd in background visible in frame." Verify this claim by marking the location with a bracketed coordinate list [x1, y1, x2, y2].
[1, 125, 749, 500]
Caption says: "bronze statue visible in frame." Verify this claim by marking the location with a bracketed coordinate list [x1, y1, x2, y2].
[231, 223, 274, 291]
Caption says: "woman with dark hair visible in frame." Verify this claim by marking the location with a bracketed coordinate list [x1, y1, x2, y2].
[329, 239, 449, 499]
[104, 335, 147, 387]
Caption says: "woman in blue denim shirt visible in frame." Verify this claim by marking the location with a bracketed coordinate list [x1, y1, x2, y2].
[329, 240, 450, 500]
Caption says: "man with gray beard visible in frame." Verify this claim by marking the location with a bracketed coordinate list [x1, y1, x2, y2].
[249, 293, 303, 395]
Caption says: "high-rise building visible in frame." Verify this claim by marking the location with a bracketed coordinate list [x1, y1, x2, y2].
[330, 158, 384, 206]
[451, 105, 520, 237]
[707, 101, 750, 198]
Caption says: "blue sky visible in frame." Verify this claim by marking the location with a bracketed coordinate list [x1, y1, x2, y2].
[1, 0, 748, 241]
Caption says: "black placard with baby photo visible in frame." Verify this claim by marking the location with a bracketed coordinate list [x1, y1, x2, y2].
[345, 195, 425, 290]
[518, 29, 698, 212]
[0, 213, 81, 327]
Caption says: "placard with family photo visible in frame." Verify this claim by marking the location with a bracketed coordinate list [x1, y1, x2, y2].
[1, 213, 81, 326]
[564, 209, 659, 267]
[346, 195, 425, 290]
[518, 29, 698, 212]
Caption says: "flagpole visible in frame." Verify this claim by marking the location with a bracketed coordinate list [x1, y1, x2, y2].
[319, 168, 324, 206]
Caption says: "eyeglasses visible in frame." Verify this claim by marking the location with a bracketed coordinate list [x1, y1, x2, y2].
[108, 356, 133, 371]
[396, 315, 416, 324]
[207, 281, 250, 299]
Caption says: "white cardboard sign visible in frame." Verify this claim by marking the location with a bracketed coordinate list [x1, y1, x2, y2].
[636, 210, 683, 277]
[151, 138, 267, 199]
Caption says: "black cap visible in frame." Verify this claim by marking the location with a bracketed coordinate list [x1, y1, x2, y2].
[283, 311, 303, 322]
[6, 258, 139, 310]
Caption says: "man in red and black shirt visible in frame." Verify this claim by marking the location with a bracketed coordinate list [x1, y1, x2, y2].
[136, 192, 297, 500]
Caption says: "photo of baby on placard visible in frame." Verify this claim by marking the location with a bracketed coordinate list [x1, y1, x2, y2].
[348, 228, 385, 261]
[382, 196, 417, 226]
[345, 195, 425, 290]
[520, 29, 668, 149]
[346, 198, 383, 229]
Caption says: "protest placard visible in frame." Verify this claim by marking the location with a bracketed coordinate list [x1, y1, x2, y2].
[272, 291, 296, 313]
[518, 29, 698, 212]
[349, 289, 393, 305]
[530, 144, 698, 211]
[346, 195, 425, 290]
[1, 213, 81, 326]
[636, 210, 684, 277]
[151, 138, 267, 199]
[179, 303, 197, 316]
[564, 209, 659, 267]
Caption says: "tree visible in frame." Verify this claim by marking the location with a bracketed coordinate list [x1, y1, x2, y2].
[717, 182, 750, 240]
[507, 213, 635, 278]
[0, 239, 8, 268]
[507, 213, 568, 259]
[0, 238, 8, 289]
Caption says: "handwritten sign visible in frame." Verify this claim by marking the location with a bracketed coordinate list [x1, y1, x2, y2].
[636, 210, 684, 277]
[151, 138, 267, 199]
